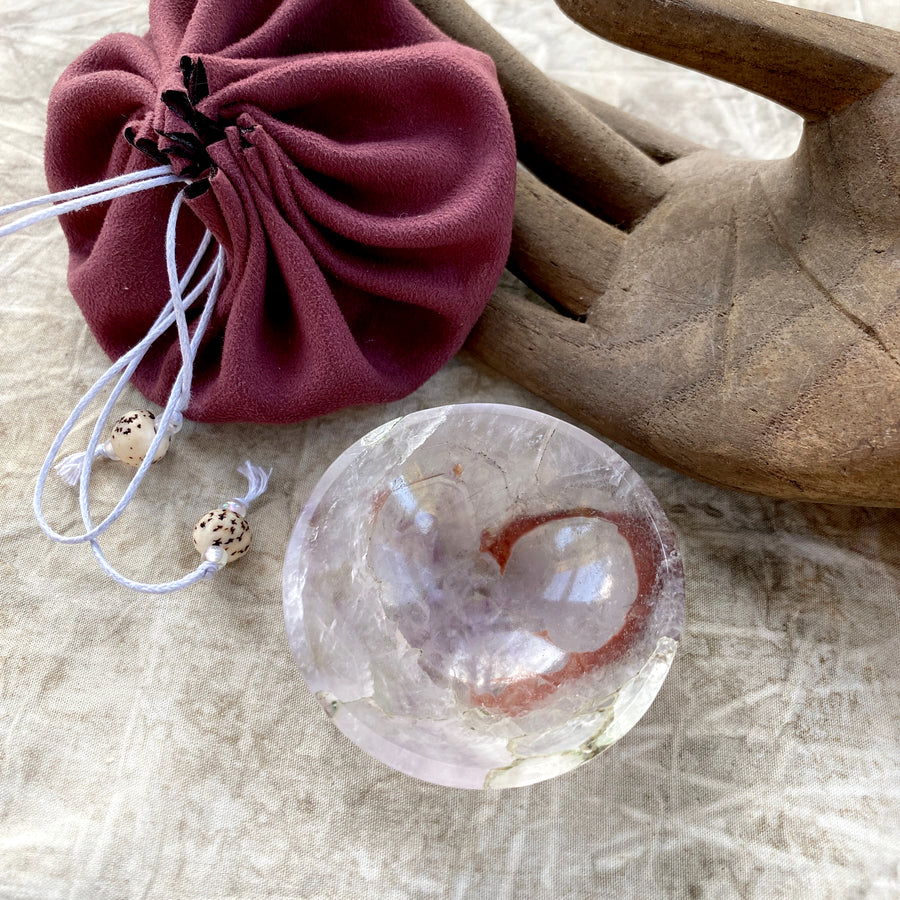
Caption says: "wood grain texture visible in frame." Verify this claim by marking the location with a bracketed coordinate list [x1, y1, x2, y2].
[556, 0, 896, 121]
[419, 0, 900, 505]
[409, 0, 671, 226]
[558, 85, 706, 164]
[510, 167, 626, 317]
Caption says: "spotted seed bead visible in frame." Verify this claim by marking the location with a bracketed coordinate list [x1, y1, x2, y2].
[110, 410, 170, 466]
[193, 507, 252, 563]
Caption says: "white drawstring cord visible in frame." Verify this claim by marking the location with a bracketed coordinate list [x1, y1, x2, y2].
[72, 191, 222, 541]
[0, 165, 174, 219]
[86, 461, 271, 594]
[49, 224, 216, 488]
[33, 209, 217, 543]
[0, 169, 187, 239]
[4, 163, 272, 593]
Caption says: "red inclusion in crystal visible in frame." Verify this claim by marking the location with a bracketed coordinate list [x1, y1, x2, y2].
[470, 508, 668, 716]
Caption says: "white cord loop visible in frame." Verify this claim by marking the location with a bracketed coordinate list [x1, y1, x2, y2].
[0, 164, 272, 593]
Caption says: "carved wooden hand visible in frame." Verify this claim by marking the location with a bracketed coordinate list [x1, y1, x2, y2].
[411, 0, 900, 506]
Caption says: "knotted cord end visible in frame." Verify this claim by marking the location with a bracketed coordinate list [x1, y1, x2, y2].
[235, 460, 272, 507]
[55, 442, 116, 486]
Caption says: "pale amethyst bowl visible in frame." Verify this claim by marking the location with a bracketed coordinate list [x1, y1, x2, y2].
[283, 404, 684, 788]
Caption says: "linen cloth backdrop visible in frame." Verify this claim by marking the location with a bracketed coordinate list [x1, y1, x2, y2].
[0, 0, 898, 898]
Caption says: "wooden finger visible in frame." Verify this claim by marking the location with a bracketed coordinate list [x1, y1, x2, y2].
[555, 0, 896, 121]
[560, 85, 705, 163]
[511, 166, 626, 317]
[465, 287, 636, 445]
[410, 0, 672, 227]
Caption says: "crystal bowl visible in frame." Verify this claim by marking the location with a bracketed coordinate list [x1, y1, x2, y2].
[283, 404, 684, 788]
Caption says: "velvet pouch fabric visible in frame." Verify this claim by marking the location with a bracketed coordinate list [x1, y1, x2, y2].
[44, 0, 516, 423]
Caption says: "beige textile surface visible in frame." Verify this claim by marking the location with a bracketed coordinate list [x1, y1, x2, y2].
[1, 0, 899, 897]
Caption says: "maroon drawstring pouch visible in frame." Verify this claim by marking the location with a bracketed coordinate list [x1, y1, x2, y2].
[44, 0, 516, 423]
[20, 0, 516, 594]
